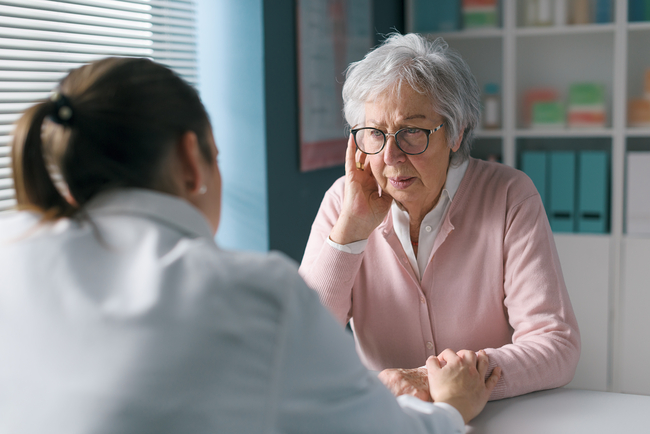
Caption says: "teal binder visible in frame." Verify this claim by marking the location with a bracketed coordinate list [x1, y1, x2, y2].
[412, 0, 459, 33]
[549, 151, 576, 232]
[521, 151, 548, 209]
[577, 151, 609, 233]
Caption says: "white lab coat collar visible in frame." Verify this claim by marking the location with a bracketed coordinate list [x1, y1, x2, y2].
[84, 188, 214, 240]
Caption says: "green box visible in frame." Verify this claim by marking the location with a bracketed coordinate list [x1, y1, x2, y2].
[532, 101, 565, 126]
[463, 11, 497, 28]
[568, 83, 605, 106]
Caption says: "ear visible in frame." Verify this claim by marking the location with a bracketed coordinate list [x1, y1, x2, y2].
[175, 131, 203, 196]
[451, 130, 464, 153]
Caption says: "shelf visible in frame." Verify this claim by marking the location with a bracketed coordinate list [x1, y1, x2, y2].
[516, 23, 616, 37]
[627, 21, 650, 32]
[623, 233, 650, 240]
[626, 127, 650, 137]
[423, 28, 503, 41]
[554, 233, 611, 240]
[424, 24, 617, 41]
[474, 129, 503, 138]
[406, 0, 650, 397]
[515, 128, 614, 138]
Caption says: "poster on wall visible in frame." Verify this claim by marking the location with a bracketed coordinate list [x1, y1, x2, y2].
[297, 0, 373, 172]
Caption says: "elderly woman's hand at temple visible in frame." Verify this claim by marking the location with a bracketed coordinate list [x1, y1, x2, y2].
[328, 134, 393, 245]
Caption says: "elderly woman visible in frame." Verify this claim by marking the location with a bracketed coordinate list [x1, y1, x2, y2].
[299, 33, 580, 401]
[1, 56, 500, 432]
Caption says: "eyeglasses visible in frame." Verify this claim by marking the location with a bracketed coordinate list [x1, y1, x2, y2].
[351, 123, 444, 155]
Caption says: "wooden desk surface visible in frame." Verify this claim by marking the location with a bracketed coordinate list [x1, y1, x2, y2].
[467, 388, 650, 434]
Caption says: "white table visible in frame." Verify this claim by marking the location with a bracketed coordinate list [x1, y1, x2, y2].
[467, 388, 650, 433]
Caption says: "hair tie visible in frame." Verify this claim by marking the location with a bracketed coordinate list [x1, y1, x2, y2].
[49, 92, 74, 127]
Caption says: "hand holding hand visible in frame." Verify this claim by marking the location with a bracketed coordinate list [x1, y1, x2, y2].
[427, 349, 501, 424]
[378, 367, 431, 402]
[329, 134, 393, 245]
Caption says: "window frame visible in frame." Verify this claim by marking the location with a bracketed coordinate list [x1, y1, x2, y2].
[0, 0, 198, 212]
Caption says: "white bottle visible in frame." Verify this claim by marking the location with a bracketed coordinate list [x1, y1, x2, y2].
[483, 83, 501, 130]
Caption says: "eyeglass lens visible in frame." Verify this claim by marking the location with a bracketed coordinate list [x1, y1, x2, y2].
[354, 128, 429, 155]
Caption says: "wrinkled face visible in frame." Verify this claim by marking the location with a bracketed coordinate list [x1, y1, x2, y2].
[364, 85, 460, 216]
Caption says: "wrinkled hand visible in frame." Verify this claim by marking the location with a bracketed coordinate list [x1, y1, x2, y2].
[378, 367, 432, 402]
[329, 134, 393, 245]
[427, 349, 501, 424]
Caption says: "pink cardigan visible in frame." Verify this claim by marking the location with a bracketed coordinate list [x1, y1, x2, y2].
[299, 158, 580, 400]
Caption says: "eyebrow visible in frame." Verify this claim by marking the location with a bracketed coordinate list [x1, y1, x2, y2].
[404, 114, 427, 121]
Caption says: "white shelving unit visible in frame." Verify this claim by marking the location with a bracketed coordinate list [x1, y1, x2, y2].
[407, 0, 650, 395]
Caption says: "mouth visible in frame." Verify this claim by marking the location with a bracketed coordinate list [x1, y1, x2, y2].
[387, 176, 416, 190]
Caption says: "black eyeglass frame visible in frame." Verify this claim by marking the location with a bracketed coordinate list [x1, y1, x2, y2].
[351, 123, 445, 156]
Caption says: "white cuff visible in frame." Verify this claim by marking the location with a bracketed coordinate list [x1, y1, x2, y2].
[326, 237, 368, 254]
[396, 395, 465, 432]
[433, 402, 465, 429]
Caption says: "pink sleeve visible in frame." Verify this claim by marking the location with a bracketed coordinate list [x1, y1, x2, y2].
[485, 193, 581, 400]
[298, 178, 364, 326]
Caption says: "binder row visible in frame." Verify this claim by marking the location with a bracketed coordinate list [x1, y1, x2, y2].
[521, 150, 610, 233]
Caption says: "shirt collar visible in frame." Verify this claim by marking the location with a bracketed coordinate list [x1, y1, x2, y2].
[388, 158, 469, 278]
[444, 159, 469, 201]
[84, 188, 214, 240]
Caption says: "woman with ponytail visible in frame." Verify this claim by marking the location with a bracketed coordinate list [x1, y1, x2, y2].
[0, 57, 498, 434]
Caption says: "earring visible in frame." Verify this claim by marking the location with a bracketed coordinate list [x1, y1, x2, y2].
[198, 185, 207, 194]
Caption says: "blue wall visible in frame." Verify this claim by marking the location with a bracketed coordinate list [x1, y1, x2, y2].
[196, 0, 269, 252]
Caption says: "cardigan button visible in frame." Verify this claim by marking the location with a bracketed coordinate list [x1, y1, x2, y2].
[426, 341, 434, 350]
[420, 296, 426, 304]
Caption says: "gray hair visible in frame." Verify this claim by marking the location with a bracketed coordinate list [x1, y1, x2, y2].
[342, 33, 480, 165]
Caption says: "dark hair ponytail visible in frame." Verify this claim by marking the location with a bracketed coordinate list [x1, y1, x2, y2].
[11, 101, 76, 218]
[11, 57, 211, 219]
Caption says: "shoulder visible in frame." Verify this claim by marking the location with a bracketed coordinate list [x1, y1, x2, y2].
[462, 158, 538, 201]
[324, 175, 346, 202]
[468, 158, 533, 186]
[188, 247, 306, 304]
[311, 175, 347, 222]
[0, 210, 52, 243]
[450, 158, 543, 221]
[223, 250, 301, 287]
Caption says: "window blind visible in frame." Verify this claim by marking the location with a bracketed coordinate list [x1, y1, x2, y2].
[0, 0, 197, 212]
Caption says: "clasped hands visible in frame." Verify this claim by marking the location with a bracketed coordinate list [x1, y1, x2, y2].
[378, 349, 501, 423]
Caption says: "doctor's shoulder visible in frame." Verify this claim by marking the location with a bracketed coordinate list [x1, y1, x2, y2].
[0, 209, 61, 245]
[183, 245, 308, 308]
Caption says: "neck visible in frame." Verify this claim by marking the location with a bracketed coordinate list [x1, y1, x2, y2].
[399, 191, 443, 231]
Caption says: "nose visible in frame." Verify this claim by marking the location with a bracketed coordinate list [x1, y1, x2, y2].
[383, 134, 406, 165]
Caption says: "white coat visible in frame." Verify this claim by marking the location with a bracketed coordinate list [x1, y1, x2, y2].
[0, 189, 463, 434]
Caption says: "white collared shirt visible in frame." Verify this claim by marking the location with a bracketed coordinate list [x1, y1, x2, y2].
[328, 159, 469, 280]
[393, 159, 469, 279]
